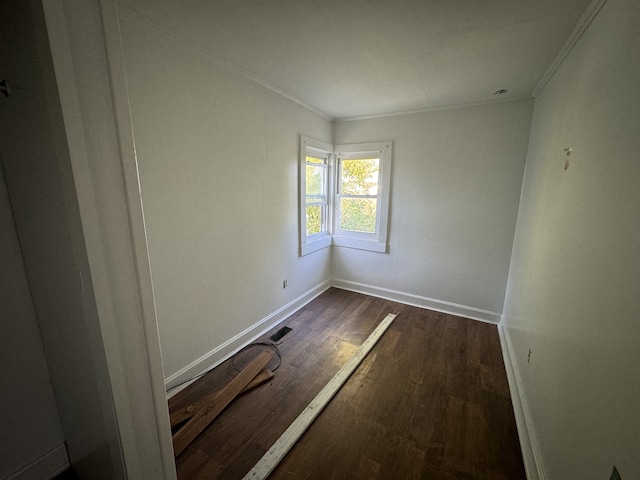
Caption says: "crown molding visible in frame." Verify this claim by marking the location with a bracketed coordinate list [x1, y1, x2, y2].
[336, 95, 533, 123]
[532, 0, 609, 97]
[117, 7, 333, 121]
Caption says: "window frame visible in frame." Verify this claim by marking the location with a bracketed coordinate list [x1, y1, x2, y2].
[299, 136, 333, 256]
[333, 142, 392, 253]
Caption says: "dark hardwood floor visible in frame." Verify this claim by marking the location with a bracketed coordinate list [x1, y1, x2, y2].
[169, 288, 526, 479]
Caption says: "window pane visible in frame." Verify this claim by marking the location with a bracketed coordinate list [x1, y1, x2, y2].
[306, 205, 322, 236]
[339, 198, 377, 233]
[306, 164, 324, 196]
[340, 158, 379, 195]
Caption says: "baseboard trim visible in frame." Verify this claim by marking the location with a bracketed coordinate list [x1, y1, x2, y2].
[165, 281, 331, 397]
[6, 442, 69, 480]
[331, 279, 501, 324]
[498, 324, 545, 480]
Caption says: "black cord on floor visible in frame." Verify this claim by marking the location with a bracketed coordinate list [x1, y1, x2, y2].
[166, 369, 209, 393]
[231, 342, 282, 373]
[165, 341, 282, 393]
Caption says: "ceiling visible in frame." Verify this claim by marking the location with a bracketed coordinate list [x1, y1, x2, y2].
[118, 0, 593, 120]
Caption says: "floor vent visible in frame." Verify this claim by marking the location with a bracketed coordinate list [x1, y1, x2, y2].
[270, 326, 292, 342]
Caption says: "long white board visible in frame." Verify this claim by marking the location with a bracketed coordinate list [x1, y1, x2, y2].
[242, 312, 397, 480]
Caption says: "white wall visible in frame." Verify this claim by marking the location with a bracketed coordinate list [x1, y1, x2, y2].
[0, 168, 67, 480]
[333, 100, 534, 321]
[118, 12, 333, 382]
[501, 0, 640, 477]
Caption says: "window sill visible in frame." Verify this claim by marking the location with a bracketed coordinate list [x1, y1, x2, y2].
[301, 234, 388, 256]
[300, 234, 332, 256]
[332, 235, 387, 253]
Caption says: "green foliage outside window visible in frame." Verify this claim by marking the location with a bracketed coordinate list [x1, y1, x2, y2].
[339, 198, 377, 233]
[304, 155, 381, 236]
[339, 158, 379, 233]
[306, 205, 321, 235]
[306, 158, 324, 236]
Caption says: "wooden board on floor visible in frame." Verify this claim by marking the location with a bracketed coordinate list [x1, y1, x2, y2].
[173, 349, 273, 457]
[170, 369, 274, 427]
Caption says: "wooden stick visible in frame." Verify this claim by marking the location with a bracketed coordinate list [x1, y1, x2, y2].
[170, 369, 274, 427]
[173, 350, 273, 456]
[243, 313, 397, 480]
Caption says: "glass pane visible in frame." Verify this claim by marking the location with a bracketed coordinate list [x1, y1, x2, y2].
[339, 198, 377, 233]
[340, 158, 379, 195]
[306, 164, 324, 196]
[306, 155, 325, 164]
[306, 205, 322, 236]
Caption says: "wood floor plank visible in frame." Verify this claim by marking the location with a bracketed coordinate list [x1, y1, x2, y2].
[172, 288, 526, 479]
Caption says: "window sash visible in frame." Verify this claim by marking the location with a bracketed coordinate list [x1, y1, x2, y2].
[305, 157, 328, 238]
[336, 155, 382, 236]
[333, 143, 391, 252]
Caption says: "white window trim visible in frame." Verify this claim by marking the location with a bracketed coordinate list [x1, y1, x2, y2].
[333, 142, 392, 253]
[300, 136, 333, 256]
[299, 137, 392, 256]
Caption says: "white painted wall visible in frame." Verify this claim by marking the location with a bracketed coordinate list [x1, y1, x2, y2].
[118, 12, 333, 381]
[0, 168, 67, 480]
[501, 0, 640, 478]
[332, 100, 534, 321]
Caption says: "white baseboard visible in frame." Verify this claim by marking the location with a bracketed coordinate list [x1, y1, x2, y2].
[331, 279, 501, 324]
[5, 443, 69, 480]
[498, 324, 545, 480]
[165, 281, 331, 397]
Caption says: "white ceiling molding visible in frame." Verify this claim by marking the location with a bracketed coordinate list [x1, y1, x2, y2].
[118, 7, 334, 121]
[336, 95, 533, 123]
[532, 0, 609, 97]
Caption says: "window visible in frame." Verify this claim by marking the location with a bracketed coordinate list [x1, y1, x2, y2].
[299, 137, 392, 255]
[299, 137, 332, 255]
[333, 142, 392, 253]
[305, 155, 328, 236]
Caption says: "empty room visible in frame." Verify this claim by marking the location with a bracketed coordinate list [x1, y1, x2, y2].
[1, 0, 638, 479]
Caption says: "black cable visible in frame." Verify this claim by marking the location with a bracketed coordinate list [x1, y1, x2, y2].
[166, 369, 209, 393]
[231, 342, 282, 373]
[165, 341, 282, 393]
